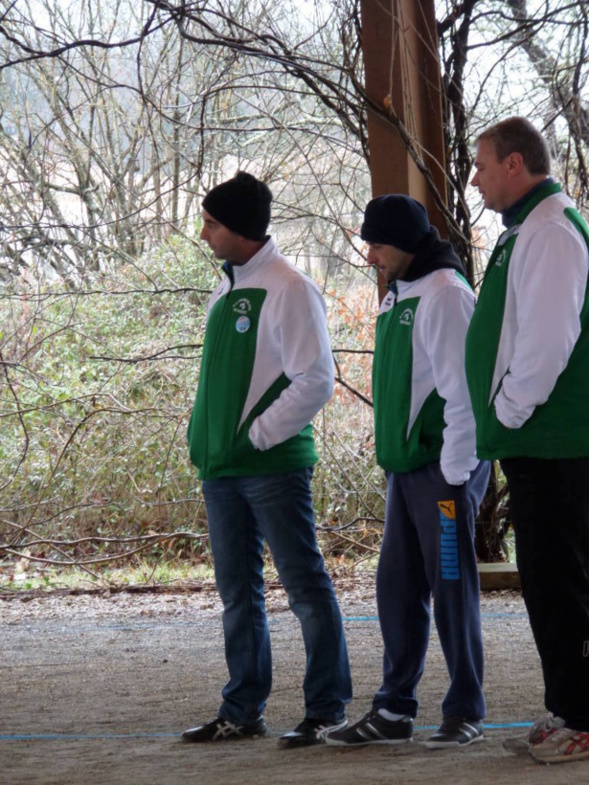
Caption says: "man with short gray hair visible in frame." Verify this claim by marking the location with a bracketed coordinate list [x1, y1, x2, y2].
[466, 116, 589, 764]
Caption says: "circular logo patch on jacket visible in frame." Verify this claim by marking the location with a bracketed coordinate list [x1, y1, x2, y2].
[235, 315, 251, 333]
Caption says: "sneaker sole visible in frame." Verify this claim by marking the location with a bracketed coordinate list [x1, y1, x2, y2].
[181, 731, 266, 743]
[530, 749, 589, 765]
[326, 737, 413, 747]
[278, 737, 321, 749]
[425, 735, 485, 749]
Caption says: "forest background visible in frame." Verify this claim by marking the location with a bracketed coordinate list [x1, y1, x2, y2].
[1, 0, 588, 590]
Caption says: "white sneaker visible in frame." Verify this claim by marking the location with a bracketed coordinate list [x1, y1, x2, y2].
[529, 726, 589, 764]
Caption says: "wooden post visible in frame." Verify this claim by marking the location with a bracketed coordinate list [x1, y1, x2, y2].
[360, 0, 447, 228]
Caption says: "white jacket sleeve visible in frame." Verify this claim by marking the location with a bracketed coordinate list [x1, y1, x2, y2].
[494, 221, 588, 429]
[423, 284, 479, 485]
[248, 278, 334, 451]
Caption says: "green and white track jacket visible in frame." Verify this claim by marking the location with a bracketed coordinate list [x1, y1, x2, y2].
[373, 234, 478, 485]
[465, 182, 589, 459]
[187, 238, 334, 480]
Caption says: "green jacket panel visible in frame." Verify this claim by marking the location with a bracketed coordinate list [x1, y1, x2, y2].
[188, 287, 317, 479]
[373, 296, 446, 472]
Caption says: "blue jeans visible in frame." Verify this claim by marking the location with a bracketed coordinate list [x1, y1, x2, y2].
[202, 468, 352, 724]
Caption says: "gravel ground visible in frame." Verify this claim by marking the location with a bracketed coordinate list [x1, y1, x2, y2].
[0, 578, 586, 784]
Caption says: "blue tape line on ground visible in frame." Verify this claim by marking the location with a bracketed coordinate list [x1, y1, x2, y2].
[0, 732, 179, 741]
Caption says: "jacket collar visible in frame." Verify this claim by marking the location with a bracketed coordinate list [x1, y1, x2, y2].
[501, 178, 557, 227]
[222, 237, 276, 284]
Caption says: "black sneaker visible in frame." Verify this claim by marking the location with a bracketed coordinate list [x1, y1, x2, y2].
[425, 716, 484, 749]
[181, 716, 267, 743]
[279, 717, 348, 749]
[325, 710, 413, 746]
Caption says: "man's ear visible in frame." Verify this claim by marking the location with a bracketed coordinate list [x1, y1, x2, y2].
[505, 151, 525, 178]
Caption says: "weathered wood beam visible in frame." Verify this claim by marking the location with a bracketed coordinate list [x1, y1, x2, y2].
[360, 0, 447, 232]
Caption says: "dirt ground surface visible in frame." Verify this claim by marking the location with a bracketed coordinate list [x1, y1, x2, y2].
[1, 577, 586, 785]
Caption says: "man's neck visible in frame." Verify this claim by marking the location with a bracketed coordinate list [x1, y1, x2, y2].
[229, 237, 268, 266]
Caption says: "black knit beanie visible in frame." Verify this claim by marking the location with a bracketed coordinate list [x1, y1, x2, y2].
[202, 171, 272, 241]
[360, 194, 430, 252]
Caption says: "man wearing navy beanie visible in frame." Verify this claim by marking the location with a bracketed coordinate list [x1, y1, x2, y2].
[327, 194, 490, 750]
[360, 194, 430, 251]
[183, 172, 352, 748]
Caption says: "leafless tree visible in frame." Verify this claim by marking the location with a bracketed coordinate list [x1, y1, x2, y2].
[1, 0, 588, 577]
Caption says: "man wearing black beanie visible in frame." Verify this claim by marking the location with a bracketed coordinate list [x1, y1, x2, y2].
[183, 172, 352, 748]
[202, 171, 272, 242]
[327, 194, 490, 750]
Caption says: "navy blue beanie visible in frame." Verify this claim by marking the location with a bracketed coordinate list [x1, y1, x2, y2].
[360, 194, 430, 252]
[202, 171, 272, 241]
